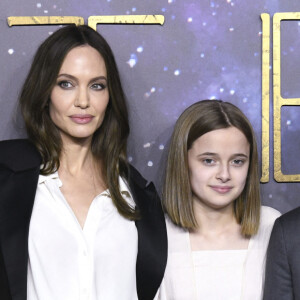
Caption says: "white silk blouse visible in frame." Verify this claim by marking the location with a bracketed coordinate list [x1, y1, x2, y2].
[27, 172, 138, 300]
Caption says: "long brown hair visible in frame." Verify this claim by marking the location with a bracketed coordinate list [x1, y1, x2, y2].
[19, 25, 137, 220]
[163, 100, 260, 236]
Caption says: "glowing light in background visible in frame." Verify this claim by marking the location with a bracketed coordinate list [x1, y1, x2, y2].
[127, 54, 137, 68]
[147, 161, 153, 167]
[174, 69, 181, 76]
[137, 46, 143, 53]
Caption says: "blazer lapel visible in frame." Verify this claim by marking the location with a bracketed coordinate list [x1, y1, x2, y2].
[0, 139, 41, 300]
[0, 141, 167, 300]
[128, 166, 167, 300]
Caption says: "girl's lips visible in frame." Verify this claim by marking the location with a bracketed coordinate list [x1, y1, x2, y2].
[69, 115, 94, 124]
[210, 185, 233, 194]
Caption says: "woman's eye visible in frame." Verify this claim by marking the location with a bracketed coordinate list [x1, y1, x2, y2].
[58, 81, 73, 89]
[91, 83, 106, 90]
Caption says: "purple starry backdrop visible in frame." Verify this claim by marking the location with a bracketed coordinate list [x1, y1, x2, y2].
[1, 0, 300, 213]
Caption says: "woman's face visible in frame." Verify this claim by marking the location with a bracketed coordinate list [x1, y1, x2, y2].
[49, 45, 109, 144]
[188, 126, 250, 212]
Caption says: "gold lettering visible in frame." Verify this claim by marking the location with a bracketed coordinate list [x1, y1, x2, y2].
[88, 15, 165, 30]
[7, 16, 84, 26]
[260, 13, 270, 183]
[273, 12, 300, 181]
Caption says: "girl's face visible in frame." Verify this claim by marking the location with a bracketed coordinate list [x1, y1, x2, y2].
[188, 126, 250, 212]
[49, 45, 109, 144]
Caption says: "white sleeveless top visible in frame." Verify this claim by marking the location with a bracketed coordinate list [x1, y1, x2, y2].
[158, 206, 280, 300]
[191, 249, 247, 299]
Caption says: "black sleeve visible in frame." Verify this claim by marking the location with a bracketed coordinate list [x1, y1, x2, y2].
[263, 218, 293, 300]
[0, 247, 12, 300]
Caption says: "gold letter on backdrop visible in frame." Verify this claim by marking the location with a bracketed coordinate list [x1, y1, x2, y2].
[7, 15, 164, 30]
[261, 13, 270, 183]
[88, 15, 165, 30]
[273, 12, 300, 182]
[7, 16, 84, 26]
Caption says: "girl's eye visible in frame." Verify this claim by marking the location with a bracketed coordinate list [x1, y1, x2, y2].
[58, 81, 73, 89]
[202, 158, 215, 165]
[91, 83, 106, 90]
[232, 159, 244, 166]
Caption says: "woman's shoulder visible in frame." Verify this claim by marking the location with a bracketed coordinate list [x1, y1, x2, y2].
[127, 164, 147, 188]
[0, 139, 41, 172]
[126, 164, 163, 213]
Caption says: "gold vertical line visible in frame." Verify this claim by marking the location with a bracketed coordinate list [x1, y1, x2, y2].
[272, 12, 300, 182]
[260, 13, 270, 183]
[273, 13, 282, 181]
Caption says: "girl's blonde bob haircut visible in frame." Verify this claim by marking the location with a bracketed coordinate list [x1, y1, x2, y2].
[163, 100, 260, 237]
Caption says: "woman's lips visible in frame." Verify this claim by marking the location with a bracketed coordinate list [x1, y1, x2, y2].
[210, 185, 233, 194]
[69, 114, 94, 124]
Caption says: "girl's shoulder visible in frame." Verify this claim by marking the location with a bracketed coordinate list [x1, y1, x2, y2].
[253, 206, 281, 240]
[165, 215, 187, 235]
[165, 215, 190, 253]
[260, 206, 281, 226]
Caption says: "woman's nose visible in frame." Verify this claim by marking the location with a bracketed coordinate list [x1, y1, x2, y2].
[74, 87, 89, 109]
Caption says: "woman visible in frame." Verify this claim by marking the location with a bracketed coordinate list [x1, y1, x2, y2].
[159, 100, 280, 300]
[0, 25, 167, 300]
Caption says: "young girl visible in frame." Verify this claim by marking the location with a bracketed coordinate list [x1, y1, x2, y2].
[159, 100, 280, 300]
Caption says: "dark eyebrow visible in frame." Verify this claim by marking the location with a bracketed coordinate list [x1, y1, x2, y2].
[231, 153, 248, 158]
[197, 152, 217, 156]
[197, 152, 218, 157]
[57, 74, 107, 83]
[89, 76, 107, 83]
[196, 152, 249, 159]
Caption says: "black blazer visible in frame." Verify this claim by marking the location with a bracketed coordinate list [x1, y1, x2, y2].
[263, 207, 300, 300]
[0, 139, 167, 300]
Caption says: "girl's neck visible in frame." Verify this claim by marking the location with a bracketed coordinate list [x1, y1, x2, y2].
[193, 200, 236, 234]
[189, 201, 249, 250]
